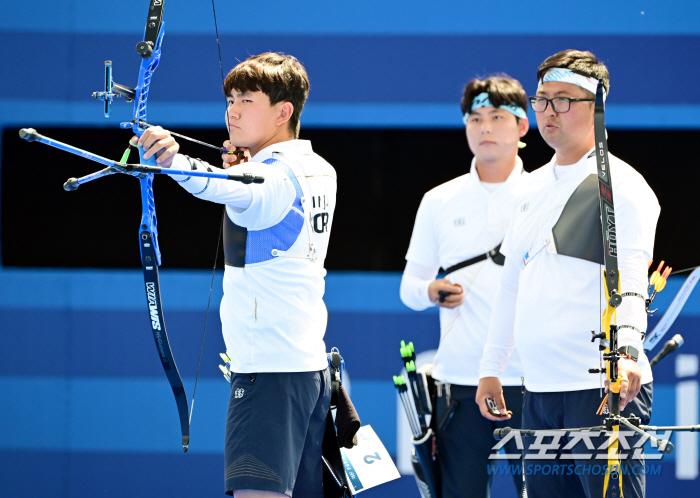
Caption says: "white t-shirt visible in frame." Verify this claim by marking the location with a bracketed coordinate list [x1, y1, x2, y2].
[172, 139, 337, 373]
[401, 157, 526, 386]
[479, 149, 660, 392]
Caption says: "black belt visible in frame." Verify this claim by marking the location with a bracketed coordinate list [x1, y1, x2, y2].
[444, 243, 505, 275]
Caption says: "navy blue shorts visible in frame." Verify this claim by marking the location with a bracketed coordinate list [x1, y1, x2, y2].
[224, 369, 331, 497]
[522, 383, 653, 498]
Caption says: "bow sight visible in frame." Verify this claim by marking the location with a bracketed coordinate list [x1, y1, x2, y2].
[19, 0, 262, 453]
[492, 81, 699, 498]
[92, 0, 164, 118]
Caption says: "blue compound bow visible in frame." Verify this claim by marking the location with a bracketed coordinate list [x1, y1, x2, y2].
[20, 0, 259, 453]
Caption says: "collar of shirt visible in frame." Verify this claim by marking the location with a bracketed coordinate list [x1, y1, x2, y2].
[251, 139, 313, 163]
[547, 147, 596, 180]
[468, 155, 525, 189]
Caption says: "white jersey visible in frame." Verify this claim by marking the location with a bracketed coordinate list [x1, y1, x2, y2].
[479, 150, 660, 392]
[172, 139, 336, 373]
[402, 158, 526, 386]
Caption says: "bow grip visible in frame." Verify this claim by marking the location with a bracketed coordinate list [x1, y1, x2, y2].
[138, 144, 162, 266]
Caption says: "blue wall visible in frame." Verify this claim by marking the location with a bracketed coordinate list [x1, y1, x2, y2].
[2, 1, 700, 130]
[1, 269, 699, 497]
[3, 1, 700, 496]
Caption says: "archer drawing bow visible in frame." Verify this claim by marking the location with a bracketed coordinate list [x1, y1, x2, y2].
[19, 0, 263, 452]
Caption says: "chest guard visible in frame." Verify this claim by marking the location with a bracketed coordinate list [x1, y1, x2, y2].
[551, 173, 605, 265]
[223, 157, 315, 267]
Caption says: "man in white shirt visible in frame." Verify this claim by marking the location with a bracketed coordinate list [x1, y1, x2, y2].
[400, 75, 529, 498]
[138, 53, 336, 498]
[477, 50, 659, 498]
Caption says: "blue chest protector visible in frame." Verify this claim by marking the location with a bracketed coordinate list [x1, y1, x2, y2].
[223, 158, 305, 267]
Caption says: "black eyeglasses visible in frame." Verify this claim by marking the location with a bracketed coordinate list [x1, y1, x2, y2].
[528, 96, 595, 113]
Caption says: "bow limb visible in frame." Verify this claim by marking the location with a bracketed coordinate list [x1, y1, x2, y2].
[18, 0, 263, 453]
[130, 0, 191, 453]
[593, 80, 624, 498]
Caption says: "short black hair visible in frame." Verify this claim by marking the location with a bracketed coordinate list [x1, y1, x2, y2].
[461, 75, 527, 119]
[537, 49, 610, 96]
[223, 52, 310, 138]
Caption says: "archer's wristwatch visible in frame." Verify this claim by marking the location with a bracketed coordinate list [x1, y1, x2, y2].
[617, 346, 639, 362]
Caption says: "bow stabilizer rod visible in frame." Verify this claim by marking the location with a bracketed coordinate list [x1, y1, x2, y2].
[21, 0, 256, 453]
[18, 128, 263, 191]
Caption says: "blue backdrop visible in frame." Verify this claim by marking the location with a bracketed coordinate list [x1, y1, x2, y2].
[2, 1, 700, 496]
[1, 1, 700, 130]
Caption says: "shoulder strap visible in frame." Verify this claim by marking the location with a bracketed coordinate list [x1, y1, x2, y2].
[444, 242, 504, 275]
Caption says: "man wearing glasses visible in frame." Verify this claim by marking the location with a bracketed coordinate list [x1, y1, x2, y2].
[476, 50, 659, 498]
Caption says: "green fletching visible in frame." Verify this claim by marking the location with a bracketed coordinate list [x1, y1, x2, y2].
[400, 339, 416, 359]
[119, 144, 132, 163]
[406, 360, 415, 372]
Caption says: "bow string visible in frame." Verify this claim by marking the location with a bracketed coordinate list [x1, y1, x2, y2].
[19, 0, 262, 453]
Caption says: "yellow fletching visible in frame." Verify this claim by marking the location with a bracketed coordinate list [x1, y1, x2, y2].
[654, 267, 672, 292]
[649, 271, 659, 286]
[654, 277, 663, 291]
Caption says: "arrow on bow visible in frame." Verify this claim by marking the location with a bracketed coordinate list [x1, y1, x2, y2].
[643, 266, 700, 353]
[19, 0, 260, 452]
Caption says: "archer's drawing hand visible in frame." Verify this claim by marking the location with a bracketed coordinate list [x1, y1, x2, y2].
[135, 126, 179, 168]
[605, 358, 642, 411]
[222, 140, 249, 169]
[428, 279, 463, 308]
[476, 377, 512, 421]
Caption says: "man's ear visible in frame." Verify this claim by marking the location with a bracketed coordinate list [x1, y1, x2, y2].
[518, 116, 529, 137]
[276, 102, 294, 127]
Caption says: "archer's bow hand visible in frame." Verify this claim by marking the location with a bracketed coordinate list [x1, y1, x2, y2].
[222, 140, 249, 168]
[605, 358, 642, 411]
[476, 377, 512, 421]
[135, 126, 180, 168]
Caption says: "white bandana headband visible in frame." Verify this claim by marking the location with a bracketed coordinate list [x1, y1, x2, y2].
[538, 68, 607, 101]
[462, 92, 527, 125]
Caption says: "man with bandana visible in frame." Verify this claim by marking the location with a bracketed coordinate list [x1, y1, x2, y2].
[401, 75, 529, 498]
[477, 50, 659, 498]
